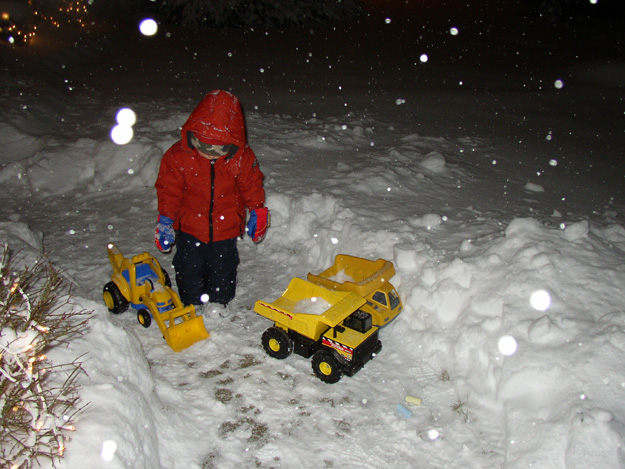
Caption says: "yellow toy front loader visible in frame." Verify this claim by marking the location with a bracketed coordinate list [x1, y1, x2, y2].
[102, 243, 209, 352]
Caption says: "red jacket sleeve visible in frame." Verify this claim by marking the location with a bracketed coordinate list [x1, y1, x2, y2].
[155, 143, 186, 220]
[234, 145, 265, 211]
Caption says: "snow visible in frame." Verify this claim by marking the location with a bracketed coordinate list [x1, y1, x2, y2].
[327, 270, 354, 283]
[293, 297, 332, 315]
[1, 1, 625, 468]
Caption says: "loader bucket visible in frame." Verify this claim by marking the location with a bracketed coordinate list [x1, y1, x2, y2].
[163, 315, 210, 352]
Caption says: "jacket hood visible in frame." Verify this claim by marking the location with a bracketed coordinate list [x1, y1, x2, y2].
[181, 90, 246, 151]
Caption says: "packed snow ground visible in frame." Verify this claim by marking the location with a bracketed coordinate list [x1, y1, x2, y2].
[1, 2, 625, 468]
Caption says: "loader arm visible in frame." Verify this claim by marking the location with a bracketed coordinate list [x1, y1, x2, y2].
[139, 292, 209, 352]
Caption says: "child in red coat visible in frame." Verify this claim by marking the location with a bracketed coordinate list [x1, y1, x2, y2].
[154, 90, 268, 311]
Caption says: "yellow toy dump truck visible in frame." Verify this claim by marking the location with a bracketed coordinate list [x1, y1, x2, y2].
[102, 243, 209, 352]
[254, 277, 382, 383]
[307, 254, 403, 327]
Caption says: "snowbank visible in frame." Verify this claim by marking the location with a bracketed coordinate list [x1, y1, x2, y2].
[2, 112, 624, 467]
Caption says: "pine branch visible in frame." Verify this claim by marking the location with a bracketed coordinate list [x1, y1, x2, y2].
[0, 245, 92, 468]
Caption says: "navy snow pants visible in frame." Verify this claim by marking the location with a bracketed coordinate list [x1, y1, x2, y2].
[173, 231, 239, 306]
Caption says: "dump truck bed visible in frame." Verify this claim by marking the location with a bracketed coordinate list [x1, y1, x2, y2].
[254, 278, 366, 341]
[307, 254, 396, 298]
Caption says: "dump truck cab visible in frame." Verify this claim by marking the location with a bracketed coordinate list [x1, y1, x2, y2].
[307, 254, 403, 327]
[254, 278, 382, 383]
[364, 281, 402, 325]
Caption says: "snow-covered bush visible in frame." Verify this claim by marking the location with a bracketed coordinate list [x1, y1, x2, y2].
[140, 0, 364, 27]
[0, 245, 91, 469]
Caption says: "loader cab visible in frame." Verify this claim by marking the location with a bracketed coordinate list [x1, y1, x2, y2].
[122, 261, 157, 287]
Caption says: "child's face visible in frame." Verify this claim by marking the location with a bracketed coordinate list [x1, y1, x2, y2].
[190, 133, 231, 159]
[197, 149, 223, 160]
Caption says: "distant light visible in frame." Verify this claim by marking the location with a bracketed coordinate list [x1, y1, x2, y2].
[530, 290, 551, 311]
[449, 27, 459, 36]
[116, 108, 136, 127]
[498, 335, 518, 356]
[420, 54, 428, 63]
[554, 79, 564, 89]
[385, 18, 392, 24]
[139, 18, 158, 36]
[427, 429, 439, 440]
[111, 124, 133, 145]
[111, 108, 137, 145]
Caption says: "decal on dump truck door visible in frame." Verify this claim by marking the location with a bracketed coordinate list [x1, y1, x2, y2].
[322, 337, 353, 360]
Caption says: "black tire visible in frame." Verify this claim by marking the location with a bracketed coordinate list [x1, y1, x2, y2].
[261, 327, 292, 359]
[161, 268, 172, 288]
[103, 281, 129, 314]
[137, 309, 151, 328]
[311, 350, 343, 384]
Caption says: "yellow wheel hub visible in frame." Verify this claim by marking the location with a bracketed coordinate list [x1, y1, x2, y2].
[103, 292, 114, 310]
[319, 361, 333, 376]
[269, 338, 281, 353]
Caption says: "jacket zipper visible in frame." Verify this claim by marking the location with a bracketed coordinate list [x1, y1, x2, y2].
[209, 160, 215, 241]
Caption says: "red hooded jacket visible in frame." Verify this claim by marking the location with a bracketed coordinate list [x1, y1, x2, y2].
[155, 90, 265, 243]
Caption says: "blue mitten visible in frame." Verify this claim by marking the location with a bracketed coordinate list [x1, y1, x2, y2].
[247, 207, 269, 243]
[155, 215, 175, 253]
